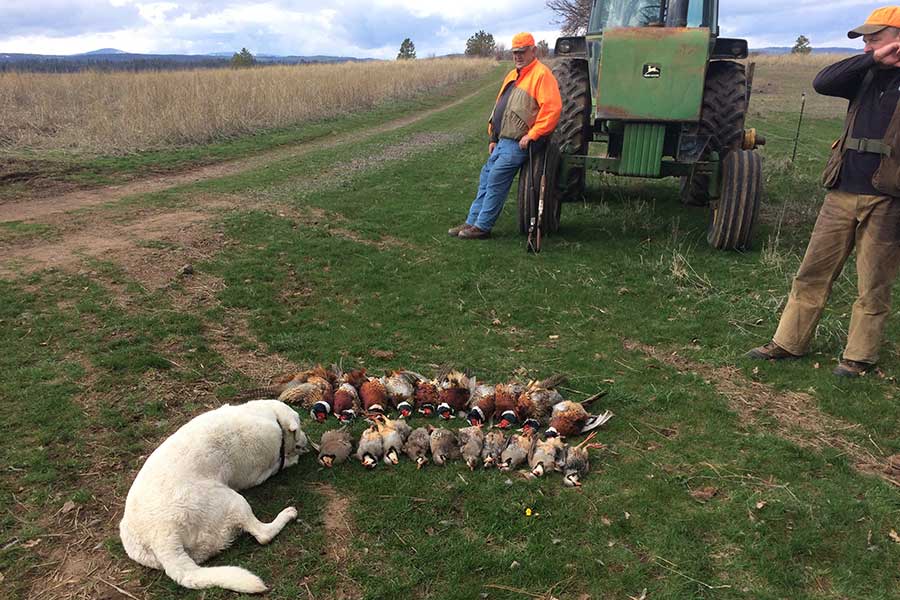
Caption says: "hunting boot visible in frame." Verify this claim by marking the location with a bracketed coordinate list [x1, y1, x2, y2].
[458, 226, 491, 240]
[745, 341, 801, 360]
[833, 358, 874, 378]
[448, 223, 473, 237]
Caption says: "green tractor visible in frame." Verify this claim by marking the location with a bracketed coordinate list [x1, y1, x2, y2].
[518, 0, 765, 250]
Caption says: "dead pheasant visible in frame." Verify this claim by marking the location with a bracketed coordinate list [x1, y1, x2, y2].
[332, 365, 367, 422]
[563, 432, 605, 488]
[546, 394, 613, 438]
[231, 364, 335, 404]
[413, 377, 440, 417]
[437, 369, 470, 420]
[359, 376, 388, 415]
[467, 383, 495, 426]
[383, 370, 420, 418]
[493, 382, 525, 429]
[515, 375, 566, 433]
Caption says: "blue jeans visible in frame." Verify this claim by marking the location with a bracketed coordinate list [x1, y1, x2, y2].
[466, 138, 528, 232]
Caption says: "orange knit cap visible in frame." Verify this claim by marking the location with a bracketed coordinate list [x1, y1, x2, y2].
[511, 32, 535, 49]
[848, 6, 900, 38]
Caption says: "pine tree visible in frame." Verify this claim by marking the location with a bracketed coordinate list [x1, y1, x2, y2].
[397, 38, 416, 60]
[791, 35, 812, 55]
[465, 31, 496, 57]
[230, 47, 256, 67]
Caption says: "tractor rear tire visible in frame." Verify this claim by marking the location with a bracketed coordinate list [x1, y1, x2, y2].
[682, 60, 748, 206]
[707, 150, 761, 250]
[517, 145, 561, 235]
[550, 58, 591, 203]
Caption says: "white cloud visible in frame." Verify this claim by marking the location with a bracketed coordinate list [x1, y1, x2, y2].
[0, 0, 867, 57]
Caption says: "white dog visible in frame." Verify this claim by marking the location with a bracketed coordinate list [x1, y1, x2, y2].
[119, 400, 310, 593]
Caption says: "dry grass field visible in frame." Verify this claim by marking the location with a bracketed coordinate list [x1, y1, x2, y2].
[0, 58, 494, 154]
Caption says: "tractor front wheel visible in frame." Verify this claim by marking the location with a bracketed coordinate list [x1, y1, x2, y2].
[707, 150, 762, 250]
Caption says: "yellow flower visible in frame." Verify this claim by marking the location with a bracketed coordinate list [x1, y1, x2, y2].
[525, 508, 533, 517]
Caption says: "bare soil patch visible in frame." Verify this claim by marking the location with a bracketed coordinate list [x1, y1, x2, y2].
[623, 339, 900, 487]
[308, 483, 362, 600]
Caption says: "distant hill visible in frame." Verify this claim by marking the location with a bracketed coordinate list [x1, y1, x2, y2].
[0, 49, 373, 73]
[77, 48, 128, 55]
[751, 47, 860, 55]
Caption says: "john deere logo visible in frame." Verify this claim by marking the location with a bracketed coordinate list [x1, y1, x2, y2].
[642, 64, 661, 78]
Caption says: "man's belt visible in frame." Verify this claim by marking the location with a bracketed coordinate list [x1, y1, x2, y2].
[845, 137, 893, 156]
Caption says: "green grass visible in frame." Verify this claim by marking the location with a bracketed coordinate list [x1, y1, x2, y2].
[2, 61, 900, 600]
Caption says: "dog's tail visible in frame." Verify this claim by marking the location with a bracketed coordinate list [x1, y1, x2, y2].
[156, 541, 267, 594]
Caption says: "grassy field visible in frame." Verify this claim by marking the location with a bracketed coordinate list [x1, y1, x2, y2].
[2, 54, 900, 600]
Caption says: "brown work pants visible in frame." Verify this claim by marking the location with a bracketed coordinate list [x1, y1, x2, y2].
[773, 190, 900, 363]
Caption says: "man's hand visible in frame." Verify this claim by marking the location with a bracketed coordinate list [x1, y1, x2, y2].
[489, 142, 496, 154]
[519, 135, 533, 150]
[873, 42, 900, 67]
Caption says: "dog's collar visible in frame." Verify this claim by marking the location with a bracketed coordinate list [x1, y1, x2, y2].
[279, 427, 287, 473]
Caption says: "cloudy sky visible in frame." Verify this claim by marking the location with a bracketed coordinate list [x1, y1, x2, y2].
[0, 0, 872, 58]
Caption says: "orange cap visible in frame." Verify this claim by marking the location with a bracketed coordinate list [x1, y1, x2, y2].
[511, 32, 535, 49]
[848, 6, 900, 38]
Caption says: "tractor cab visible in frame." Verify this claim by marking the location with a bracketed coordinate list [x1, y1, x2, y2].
[518, 0, 763, 251]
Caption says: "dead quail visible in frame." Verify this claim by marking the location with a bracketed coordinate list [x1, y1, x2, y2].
[467, 383, 496, 426]
[481, 430, 506, 469]
[437, 369, 470, 420]
[377, 415, 412, 466]
[356, 424, 383, 469]
[499, 432, 534, 472]
[318, 428, 353, 468]
[404, 426, 431, 469]
[516, 375, 566, 433]
[494, 382, 525, 429]
[529, 435, 566, 477]
[429, 426, 461, 466]
[563, 432, 605, 488]
[457, 425, 485, 471]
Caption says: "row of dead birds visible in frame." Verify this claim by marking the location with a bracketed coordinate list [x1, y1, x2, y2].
[312, 414, 606, 488]
[236, 365, 613, 439]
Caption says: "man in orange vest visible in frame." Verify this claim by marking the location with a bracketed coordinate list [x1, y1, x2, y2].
[747, 7, 900, 377]
[449, 32, 562, 240]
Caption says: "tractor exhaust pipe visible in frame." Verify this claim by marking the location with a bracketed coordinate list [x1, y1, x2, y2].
[666, 0, 690, 27]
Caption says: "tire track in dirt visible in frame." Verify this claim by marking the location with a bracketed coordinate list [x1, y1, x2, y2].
[0, 87, 486, 224]
[0, 132, 449, 278]
[623, 339, 900, 487]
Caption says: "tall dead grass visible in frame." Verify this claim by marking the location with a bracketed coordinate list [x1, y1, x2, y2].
[0, 58, 494, 154]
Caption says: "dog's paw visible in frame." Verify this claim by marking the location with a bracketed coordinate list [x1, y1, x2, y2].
[281, 506, 299, 521]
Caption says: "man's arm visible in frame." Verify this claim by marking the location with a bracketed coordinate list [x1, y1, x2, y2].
[813, 53, 875, 99]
